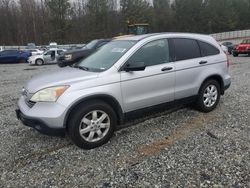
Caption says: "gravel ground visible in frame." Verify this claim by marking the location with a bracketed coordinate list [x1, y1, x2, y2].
[0, 55, 249, 187]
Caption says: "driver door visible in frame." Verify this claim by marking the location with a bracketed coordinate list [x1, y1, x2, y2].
[120, 39, 175, 112]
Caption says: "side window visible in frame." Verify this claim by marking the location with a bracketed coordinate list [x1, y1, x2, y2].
[198, 41, 220, 56]
[173, 38, 201, 61]
[128, 39, 170, 67]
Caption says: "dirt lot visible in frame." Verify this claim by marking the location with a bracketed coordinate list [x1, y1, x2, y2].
[0, 55, 250, 187]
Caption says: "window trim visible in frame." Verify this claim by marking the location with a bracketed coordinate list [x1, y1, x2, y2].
[120, 38, 173, 71]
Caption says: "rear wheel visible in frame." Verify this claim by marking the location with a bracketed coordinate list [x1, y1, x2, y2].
[68, 100, 117, 149]
[196, 80, 221, 113]
[36, 59, 44, 66]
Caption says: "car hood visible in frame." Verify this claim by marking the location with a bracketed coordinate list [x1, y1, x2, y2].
[25, 67, 99, 93]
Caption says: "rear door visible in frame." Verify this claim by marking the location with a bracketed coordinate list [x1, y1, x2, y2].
[120, 39, 175, 112]
[172, 38, 220, 99]
[55, 50, 64, 63]
[44, 50, 56, 63]
[171, 38, 204, 99]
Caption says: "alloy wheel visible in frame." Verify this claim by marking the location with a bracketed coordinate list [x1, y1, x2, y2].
[79, 110, 110, 142]
[203, 84, 218, 108]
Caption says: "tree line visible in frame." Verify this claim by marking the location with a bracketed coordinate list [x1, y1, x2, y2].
[0, 0, 250, 45]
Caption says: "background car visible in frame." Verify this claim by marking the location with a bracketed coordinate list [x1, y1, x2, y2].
[221, 41, 235, 54]
[27, 43, 36, 49]
[0, 50, 31, 64]
[28, 48, 66, 65]
[0, 46, 4, 52]
[57, 39, 111, 67]
[67, 44, 86, 51]
[25, 49, 44, 56]
[232, 39, 250, 57]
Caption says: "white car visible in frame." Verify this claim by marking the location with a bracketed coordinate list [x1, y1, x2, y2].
[0, 46, 4, 51]
[26, 49, 44, 56]
[28, 48, 66, 65]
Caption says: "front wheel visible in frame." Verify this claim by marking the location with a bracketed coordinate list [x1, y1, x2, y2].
[35, 59, 44, 66]
[196, 80, 221, 113]
[68, 100, 117, 149]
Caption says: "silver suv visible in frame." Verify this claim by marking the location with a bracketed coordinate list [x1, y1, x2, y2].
[16, 33, 231, 149]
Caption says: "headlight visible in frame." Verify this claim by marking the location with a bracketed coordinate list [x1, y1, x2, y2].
[30, 86, 69, 102]
[64, 54, 72, 61]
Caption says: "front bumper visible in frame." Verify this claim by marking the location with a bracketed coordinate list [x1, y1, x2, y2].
[28, 59, 36, 65]
[16, 109, 65, 136]
[16, 96, 67, 136]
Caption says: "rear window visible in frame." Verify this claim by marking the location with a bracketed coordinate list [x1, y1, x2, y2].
[198, 41, 220, 56]
[173, 38, 201, 61]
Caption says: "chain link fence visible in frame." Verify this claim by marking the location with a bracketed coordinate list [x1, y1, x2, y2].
[211, 29, 250, 41]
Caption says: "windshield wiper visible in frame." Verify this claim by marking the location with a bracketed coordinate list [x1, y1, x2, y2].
[74, 65, 89, 71]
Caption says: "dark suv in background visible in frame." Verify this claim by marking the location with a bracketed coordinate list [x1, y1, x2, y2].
[57, 39, 111, 67]
[221, 41, 235, 54]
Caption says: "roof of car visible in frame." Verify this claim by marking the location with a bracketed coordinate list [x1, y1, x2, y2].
[114, 32, 212, 41]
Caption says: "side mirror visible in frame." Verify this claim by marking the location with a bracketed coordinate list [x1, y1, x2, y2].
[123, 61, 146, 72]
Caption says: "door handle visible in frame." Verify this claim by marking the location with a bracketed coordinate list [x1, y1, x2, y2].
[199, 60, 208, 65]
[161, 67, 173, 71]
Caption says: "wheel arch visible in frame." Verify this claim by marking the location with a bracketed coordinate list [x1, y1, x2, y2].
[64, 94, 124, 129]
[35, 58, 44, 64]
[199, 74, 224, 95]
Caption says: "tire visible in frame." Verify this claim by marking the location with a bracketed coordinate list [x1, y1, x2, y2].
[196, 79, 221, 113]
[68, 100, 117, 149]
[57, 61, 65, 68]
[233, 52, 238, 57]
[35, 59, 44, 66]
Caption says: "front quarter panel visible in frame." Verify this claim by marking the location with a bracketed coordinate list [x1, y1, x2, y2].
[56, 69, 123, 113]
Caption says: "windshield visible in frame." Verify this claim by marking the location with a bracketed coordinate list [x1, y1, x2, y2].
[85, 40, 99, 49]
[76, 40, 136, 72]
